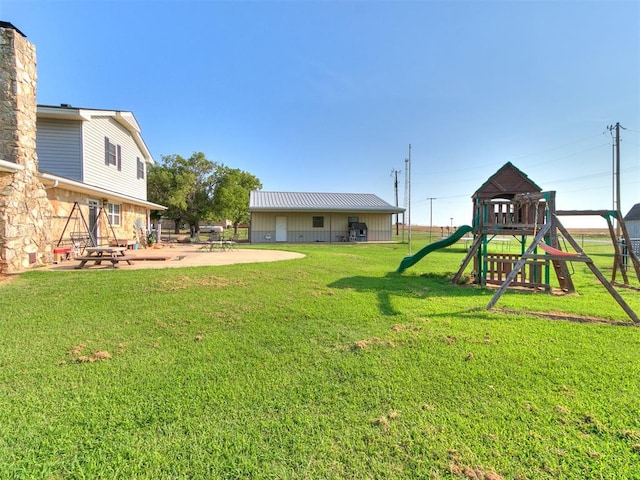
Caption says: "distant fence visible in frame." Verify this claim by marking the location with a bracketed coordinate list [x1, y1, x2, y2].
[620, 237, 640, 269]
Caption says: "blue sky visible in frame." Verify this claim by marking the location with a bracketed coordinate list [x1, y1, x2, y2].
[3, 0, 639, 228]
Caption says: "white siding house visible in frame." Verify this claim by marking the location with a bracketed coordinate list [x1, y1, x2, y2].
[249, 191, 404, 244]
[36, 117, 82, 179]
[0, 22, 164, 272]
[36, 104, 165, 248]
[37, 105, 151, 200]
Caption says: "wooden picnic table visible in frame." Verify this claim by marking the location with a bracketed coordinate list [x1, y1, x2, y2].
[74, 246, 134, 269]
[204, 240, 237, 251]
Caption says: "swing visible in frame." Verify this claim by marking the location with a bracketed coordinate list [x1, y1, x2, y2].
[56, 202, 120, 253]
[56, 202, 92, 255]
[537, 242, 580, 258]
[532, 201, 580, 258]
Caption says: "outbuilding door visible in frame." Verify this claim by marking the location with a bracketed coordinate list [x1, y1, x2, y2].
[275, 216, 287, 242]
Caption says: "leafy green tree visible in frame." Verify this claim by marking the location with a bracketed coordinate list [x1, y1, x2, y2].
[147, 158, 191, 232]
[213, 167, 262, 235]
[147, 152, 220, 234]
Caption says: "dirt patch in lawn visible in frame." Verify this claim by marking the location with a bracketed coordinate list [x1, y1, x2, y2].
[495, 307, 636, 326]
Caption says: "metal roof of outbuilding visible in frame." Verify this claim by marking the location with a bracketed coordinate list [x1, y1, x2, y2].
[624, 203, 640, 221]
[249, 191, 404, 213]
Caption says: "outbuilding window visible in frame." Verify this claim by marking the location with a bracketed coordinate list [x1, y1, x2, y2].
[312, 216, 324, 228]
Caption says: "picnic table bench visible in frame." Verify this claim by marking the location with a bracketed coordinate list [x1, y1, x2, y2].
[203, 240, 237, 251]
[75, 246, 134, 269]
[110, 239, 138, 249]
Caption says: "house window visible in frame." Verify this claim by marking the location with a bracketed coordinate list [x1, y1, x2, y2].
[137, 157, 144, 179]
[348, 216, 359, 226]
[107, 203, 121, 226]
[104, 137, 122, 171]
[312, 216, 324, 228]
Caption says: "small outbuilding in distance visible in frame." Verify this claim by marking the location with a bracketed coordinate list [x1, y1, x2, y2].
[624, 203, 640, 238]
[249, 191, 404, 244]
[623, 203, 640, 256]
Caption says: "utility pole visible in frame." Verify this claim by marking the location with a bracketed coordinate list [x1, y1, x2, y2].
[427, 197, 436, 243]
[608, 122, 625, 236]
[391, 169, 401, 236]
[405, 144, 412, 255]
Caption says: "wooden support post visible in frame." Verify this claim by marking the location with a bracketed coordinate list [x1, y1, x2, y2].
[604, 214, 629, 284]
[546, 193, 575, 293]
[452, 234, 482, 284]
[555, 217, 639, 323]
[583, 260, 639, 323]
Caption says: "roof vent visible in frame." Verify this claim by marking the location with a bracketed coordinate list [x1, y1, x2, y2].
[60, 103, 72, 108]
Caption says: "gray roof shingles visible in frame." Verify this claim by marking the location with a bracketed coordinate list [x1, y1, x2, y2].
[250, 191, 403, 213]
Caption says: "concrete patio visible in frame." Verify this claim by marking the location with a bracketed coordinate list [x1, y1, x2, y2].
[45, 243, 305, 271]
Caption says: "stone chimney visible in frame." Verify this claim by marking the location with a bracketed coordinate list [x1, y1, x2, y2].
[0, 22, 52, 273]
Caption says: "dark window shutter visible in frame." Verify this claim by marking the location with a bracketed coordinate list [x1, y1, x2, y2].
[137, 157, 144, 179]
[117, 145, 122, 171]
[105, 137, 110, 165]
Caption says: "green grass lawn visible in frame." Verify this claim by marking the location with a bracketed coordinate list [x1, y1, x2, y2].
[1, 238, 639, 479]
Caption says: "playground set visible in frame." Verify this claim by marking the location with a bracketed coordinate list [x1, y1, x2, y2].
[397, 162, 640, 323]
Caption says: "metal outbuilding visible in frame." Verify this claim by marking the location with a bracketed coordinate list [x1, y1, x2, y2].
[624, 203, 640, 238]
[623, 203, 640, 257]
[249, 191, 403, 243]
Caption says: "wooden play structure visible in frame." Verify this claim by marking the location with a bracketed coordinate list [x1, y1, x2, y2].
[448, 163, 640, 323]
[452, 163, 567, 290]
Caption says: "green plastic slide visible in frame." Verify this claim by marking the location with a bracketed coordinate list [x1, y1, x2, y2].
[397, 225, 474, 273]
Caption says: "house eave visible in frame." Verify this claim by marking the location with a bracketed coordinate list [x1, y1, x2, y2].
[114, 111, 154, 164]
[39, 171, 167, 210]
[0, 159, 24, 173]
[37, 105, 155, 164]
[37, 105, 92, 121]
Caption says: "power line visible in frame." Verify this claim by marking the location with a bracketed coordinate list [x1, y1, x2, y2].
[421, 132, 608, 179]
[507, 131, 607, 163]
[440, 144, 608, 183]
[418, 141, 611, 190]
[415, 163, 638, 204]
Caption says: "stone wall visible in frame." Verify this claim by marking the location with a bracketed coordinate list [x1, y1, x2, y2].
[47, 188, 148, 247]
[0, 23, 53, 273]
